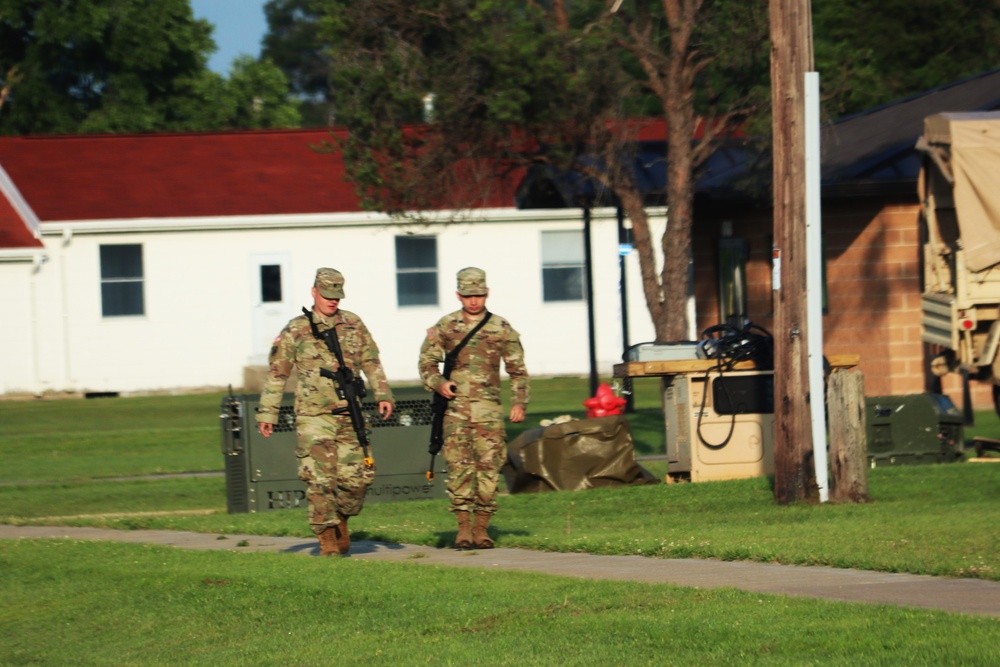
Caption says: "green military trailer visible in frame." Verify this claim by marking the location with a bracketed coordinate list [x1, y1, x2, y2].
[220, 386, 448, 513]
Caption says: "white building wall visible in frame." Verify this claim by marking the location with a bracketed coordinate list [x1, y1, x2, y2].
[0, 253, 43, 395]
[2, 207, 665, 396]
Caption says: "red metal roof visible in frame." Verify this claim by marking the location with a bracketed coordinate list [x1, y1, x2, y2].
[0, 121, 674, 249]
[0, 128, 374, 222]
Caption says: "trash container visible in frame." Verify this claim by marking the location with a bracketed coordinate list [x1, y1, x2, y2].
[220, 386, 448, 513]
[864, 393, 964, 467]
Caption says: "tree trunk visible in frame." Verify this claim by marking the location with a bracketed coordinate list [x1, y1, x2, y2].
[827, 368, 869, 503]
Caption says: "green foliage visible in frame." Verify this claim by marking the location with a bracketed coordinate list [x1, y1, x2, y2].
[262, 0, 332, 126]
[0, 0, 300, 134]
[812, 0, 1000, 119]
[319, 0, 632, 213]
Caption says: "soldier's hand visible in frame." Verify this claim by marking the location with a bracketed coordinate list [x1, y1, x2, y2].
[437, 380, 457, 399]
[258, 422, 273, 438]
[378, 400, 394, 420]
[509, 404, 526, 423]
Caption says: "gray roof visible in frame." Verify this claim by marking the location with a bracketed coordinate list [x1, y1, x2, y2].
[820, 68, 1000, 193]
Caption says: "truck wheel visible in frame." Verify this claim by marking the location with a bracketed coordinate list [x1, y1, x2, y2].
[994, 384, 1000, 420]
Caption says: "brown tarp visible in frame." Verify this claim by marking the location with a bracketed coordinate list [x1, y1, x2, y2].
[502, 415, 658, 494]
[923, 112, 1000, 272]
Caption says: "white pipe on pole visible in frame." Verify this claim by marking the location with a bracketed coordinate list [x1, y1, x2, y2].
[805, 71, 829, 502]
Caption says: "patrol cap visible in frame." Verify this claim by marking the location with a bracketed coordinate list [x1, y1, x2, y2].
[314, 267, 345, 299]
[457, 267, 488, 296]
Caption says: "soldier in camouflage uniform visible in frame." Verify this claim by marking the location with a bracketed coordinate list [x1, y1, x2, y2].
[256, 268, 394, 557]
[418, 267, 529, 549]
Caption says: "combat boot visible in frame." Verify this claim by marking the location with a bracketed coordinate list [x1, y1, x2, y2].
[336, 513, 351, 554]
[454, 511, 473, 549]
[472, 511, 494, 549]
[317, 526, 341, 557]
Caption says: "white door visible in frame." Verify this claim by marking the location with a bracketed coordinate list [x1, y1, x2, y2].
[249, 254, 295, 366]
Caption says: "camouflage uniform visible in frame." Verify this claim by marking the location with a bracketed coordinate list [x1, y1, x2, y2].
[256, 272, 393, 537]
[418, 273, 529, 517]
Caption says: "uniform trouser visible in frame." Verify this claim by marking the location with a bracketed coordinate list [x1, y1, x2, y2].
[441, 416, 506, 515]
[295, 413, 375, 535]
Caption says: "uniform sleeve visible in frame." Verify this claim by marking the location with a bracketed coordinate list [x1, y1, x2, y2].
[503, 326, 530, 407]
[418, 323, 447, 393]
[255, 326, 295, 425]
[356, 320, 394, 405]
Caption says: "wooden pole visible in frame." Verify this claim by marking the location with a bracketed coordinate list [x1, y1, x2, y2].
[770, 0, 817, 503]
[827, 368, 869, 503]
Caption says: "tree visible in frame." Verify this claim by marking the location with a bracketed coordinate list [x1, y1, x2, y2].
[601, 0, 770, 341]
[0, 0, 300, 135]
[812, 0, 1000, 119]
[321, 0, 769, 342]
[220, 56, 302, 129]
[261, 0, 332, 126]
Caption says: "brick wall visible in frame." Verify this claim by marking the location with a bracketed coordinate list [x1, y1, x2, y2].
[694, 197, 994, 410]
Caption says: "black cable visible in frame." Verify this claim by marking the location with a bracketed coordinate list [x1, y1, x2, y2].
[694, 322, 774, 449]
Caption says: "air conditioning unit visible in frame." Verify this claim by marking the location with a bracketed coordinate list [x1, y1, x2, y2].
[662, 370, 774, 482]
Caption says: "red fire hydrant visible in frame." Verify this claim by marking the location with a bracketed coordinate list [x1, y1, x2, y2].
[583, 382, 627, 418]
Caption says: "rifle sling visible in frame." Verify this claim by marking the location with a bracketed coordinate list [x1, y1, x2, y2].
[441, 311, 492, 382]
[303, 307, 348, 371]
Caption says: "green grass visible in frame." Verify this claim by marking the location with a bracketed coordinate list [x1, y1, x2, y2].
[2, 539, 999, 667]
[2, 380, 999, 581]
[3, 381, 1000, 664]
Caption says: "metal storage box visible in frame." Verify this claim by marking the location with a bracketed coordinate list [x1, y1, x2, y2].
[864, 394, 964, 467]
[220, 386, 448, 513]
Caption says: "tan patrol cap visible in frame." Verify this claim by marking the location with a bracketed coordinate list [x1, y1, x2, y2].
[314, 267, 345, 299]
[457, 267, 488, 296]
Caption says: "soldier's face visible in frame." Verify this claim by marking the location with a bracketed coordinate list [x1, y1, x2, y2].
[312, 287, 340, 317]
[458, 292, 488, 316]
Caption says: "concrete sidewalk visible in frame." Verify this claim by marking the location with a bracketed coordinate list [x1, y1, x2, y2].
[3, 524, 999, 619]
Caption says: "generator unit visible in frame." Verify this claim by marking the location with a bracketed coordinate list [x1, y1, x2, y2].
[662, 369, 774, 482]
[864, 393, 964, 467]
[220, 386, 448, 513]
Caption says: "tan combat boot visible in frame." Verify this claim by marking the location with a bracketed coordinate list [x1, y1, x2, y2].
[336, 513, 350, 554]
[472, 511, 494, 549]
[454, 511, 473, 549]
[317, 526, 341, 557]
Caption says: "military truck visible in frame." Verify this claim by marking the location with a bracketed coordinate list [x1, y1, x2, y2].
[916, 112, 1000, 416]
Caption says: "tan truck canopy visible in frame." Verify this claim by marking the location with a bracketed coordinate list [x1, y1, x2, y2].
[920, 112, 1000, 272]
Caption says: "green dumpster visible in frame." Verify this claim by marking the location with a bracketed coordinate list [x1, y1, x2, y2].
[864, 393, 964, 467]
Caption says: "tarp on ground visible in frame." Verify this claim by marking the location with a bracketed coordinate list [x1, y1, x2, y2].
[502, 415, 658, 494]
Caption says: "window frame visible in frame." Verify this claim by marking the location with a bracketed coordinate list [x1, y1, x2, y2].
[99, 243, 145, 318]
[395, 235, 439, 307]
[541, 229, 586, 303]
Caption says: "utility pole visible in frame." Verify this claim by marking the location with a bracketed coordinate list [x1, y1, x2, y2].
[770, 0, 817, 503]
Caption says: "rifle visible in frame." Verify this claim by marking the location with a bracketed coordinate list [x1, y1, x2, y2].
[427, 312, 492, 480]
[304, 308, 374, 469]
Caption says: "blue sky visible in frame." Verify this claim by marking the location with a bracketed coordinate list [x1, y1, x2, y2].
[190, 0, 270, 75]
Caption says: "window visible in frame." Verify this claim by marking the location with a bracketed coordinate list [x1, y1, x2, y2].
[100, 244, 144, 317]
[542, 230, 585, 302]
[396, 236, 438, 306]
[260, 264, 282, 303]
